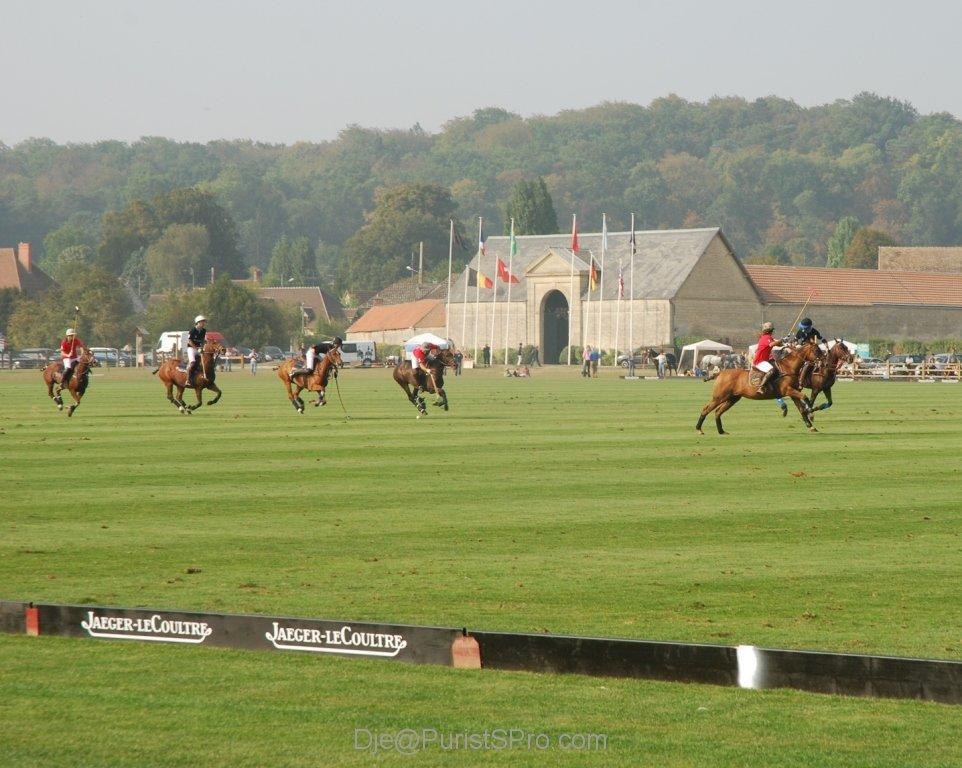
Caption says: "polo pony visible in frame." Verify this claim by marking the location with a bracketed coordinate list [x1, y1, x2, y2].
[276, 347, 341, 413]
[42, 349, 98, 417]
[393, 348, 457, 417]
[804, 340, 855, 416]
[697, 342, 822, 434]
[152, 341, 225, 414]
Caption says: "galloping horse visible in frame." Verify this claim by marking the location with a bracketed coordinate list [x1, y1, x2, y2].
[42, 349, 98, 417]
[393, 348, 457, 417]
[152, 341, 225, 414]
[697, 342, 822, 434]
[804, 340, 855, 416]
[276, 347, 341, 413]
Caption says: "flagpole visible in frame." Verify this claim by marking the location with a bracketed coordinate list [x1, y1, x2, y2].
[474, 216, 482, 365]
[584, 249, 593, 360]
[445, 219, 454, 341]
[489, 235, 499, 363]
[598, 213, 606, 362]
[460, 265, 468, 351]
[567, 213, 576, 366]
[629, 213, 636, 361]
[504, 217, 515, 366]
[614, 260, 622, 367]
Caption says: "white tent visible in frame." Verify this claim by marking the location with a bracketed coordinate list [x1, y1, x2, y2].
[678, 339, 733, 371]
[403, 333, 453, 357]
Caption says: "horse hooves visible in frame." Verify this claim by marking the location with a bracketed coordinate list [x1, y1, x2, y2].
[67, 408, 75, 418]
[207, 400, 216, 406]
[780, 408, 788, 418]
[809, 427, 819, 433]
[719, 430, 729, 435]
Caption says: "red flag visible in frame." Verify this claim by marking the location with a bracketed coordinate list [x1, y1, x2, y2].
[571, 215, 579, 253]
[497, 258, 519, 284]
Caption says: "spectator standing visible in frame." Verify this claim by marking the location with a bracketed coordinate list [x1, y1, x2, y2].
[590, 347, 600, 377]
[249, 348, 259, 376]
[656, 351, 667, 379]
[582, 345, 592, 377]
[532, 346, 541, 366]
[454, 350, 463, 376]
[483, 344, 491, 366]
[517, 343, 524, 366]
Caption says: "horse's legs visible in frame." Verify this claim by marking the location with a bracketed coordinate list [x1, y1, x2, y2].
[714, 396, 740, 435]
[188, 385, 203, 411]
[175, 385, 190, 414]
[165, 381, 184, 412]
[790, 396, 816, 431]
[207, 383, 222, 406]
[314, 387, 325, 407]
[292, 384, 305, 413]
[437, 387, 449, 411]
[696, 397, 724, 434]
[814, 387, 833, 413]
[66, 387, 81, 418]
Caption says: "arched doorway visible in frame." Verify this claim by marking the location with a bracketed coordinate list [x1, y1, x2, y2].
[541, 290, 569, 364]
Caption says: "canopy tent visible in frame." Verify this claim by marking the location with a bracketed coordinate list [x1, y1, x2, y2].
[403, 332, 453, 356]
[677, 339, 733, 371]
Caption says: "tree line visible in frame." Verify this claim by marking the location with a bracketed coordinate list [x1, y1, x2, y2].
[3, 92, 962, 345]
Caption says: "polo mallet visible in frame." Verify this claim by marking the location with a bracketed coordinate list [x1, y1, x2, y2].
[789, 290, 818, 336]
[68, 305, 80, 357]
[333, 370, 351, 420]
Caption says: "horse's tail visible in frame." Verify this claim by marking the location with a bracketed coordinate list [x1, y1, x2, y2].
[151, 367, 160, 375]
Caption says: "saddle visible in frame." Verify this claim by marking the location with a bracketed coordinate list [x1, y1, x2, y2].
[748, 367, 780, 389]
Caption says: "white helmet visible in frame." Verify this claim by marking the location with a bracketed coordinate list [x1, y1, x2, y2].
[65, 328, 76, 336]
[194, 315, 207, 324]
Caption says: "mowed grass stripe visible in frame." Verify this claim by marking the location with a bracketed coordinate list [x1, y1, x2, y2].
[1, 368, 960, 658]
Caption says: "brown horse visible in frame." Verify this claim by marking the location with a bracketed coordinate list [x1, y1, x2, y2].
[393, 348, 457, 417]
[152, 341, 225, 414]
[276, 347, 341, 413]
[42, 349, 98, 417]
[697, 343, 822, 435]
[804, 340, 855, 416]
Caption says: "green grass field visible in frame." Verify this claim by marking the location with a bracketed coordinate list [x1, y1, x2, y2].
[1, 366, 960, 766]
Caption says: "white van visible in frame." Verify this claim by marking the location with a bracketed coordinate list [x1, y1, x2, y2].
[339, 340, 377, 367]
[156, 331, 188, 361]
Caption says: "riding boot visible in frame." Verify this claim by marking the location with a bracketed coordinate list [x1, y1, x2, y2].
[757, 369, 776, 394]
[61, 366, 73, 389]
[799, 362, 811, 388]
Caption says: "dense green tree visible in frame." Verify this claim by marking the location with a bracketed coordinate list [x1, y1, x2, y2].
[339, 184, 462, 291]
[503, 178, 558, 235]
[47, 244, 94, 280]
[842, 228, 898, 269]
[145, 277, 296, 348]
[7, 264, 135, 347]
[42, 214, 98, 267]
[826, 216, 862, 267]
[145, 224, 210, 292]
[6, 93, 962, 285]
[0, 287, 20, 333]
[265, 235, 315, 285]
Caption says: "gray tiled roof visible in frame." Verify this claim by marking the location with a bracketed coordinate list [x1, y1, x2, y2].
[447, 227, 722, 303]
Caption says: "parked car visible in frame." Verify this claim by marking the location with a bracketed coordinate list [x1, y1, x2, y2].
[933, 353, 960, 370]
[886, 354, 922, 371]
[261, 346, 286, 362]
[89, 347, 133, 367]
[12, 348, 56, 369]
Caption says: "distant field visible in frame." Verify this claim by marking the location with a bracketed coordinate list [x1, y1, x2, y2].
[1, 366, 960, 766]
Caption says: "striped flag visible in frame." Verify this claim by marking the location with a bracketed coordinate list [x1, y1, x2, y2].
[618, 263, 625, 299]
[589, 259, 599, 291]
[477, 270, 493, 289]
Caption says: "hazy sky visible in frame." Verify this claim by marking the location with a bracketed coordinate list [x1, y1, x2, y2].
[6, 0, 961, 145]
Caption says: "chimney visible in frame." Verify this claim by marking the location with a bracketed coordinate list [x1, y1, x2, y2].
[17, 242, 32, 272]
